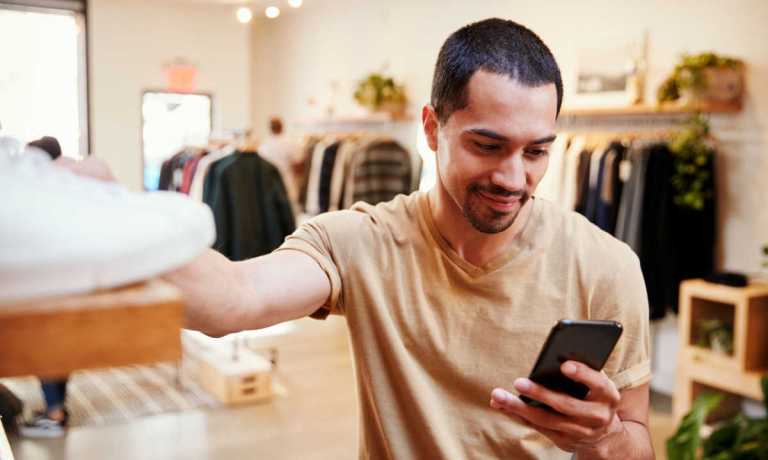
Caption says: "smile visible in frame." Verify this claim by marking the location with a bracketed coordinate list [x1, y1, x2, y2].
[476, 190, 521, 212]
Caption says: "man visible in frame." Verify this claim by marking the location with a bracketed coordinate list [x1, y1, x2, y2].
[21, 136, 71, 438]
[73, 18, 654, 459]
[258, 116, 301, 206]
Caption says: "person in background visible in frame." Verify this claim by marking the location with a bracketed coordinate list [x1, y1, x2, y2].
[258, 117, 301, 208]
[27, 136, 62, 160]
[20, 136, 71, 438]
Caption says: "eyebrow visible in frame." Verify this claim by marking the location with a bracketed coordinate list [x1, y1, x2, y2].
[467, 129, 557, 146]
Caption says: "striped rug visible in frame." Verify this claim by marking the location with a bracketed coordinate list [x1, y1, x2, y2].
[0, 362, 220, 427]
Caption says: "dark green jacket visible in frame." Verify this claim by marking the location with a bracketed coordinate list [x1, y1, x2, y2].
[203, 151, 295, 261]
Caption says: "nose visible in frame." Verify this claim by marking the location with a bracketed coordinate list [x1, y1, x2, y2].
[489, 152, 526, 192]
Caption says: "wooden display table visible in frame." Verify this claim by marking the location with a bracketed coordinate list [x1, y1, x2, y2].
[0, 280, 183, 379]
[674, 279, 768, 421]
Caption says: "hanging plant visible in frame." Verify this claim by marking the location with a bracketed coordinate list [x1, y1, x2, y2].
[669, 114, 715, 211]
[763, 244, 768, 268]
[353, 73, 407, 117]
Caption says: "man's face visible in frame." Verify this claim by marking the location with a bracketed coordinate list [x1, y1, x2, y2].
[423, 70, 558, 234]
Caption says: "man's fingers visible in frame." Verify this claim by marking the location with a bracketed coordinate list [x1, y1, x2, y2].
[55, 156, 118, 183]
[561, 361, 620, 406]
[489, 389, 594, 439]
[511, 378, 613, 427]
[488, 401, 575, 451]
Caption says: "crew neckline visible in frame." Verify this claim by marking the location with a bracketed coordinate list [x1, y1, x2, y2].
[418, 191, 540, 277]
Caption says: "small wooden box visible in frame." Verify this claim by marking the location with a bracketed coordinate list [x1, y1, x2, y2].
[197, 348, 272, 405]
[674, 279, 768, 421]
[679, 279, 768, 372]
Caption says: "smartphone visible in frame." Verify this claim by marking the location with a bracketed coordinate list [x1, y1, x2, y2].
[520, 319, 623, 410]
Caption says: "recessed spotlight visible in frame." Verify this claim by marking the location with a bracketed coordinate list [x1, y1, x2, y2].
[288, 0, 303, 8]
[265, 6, 280, 18]
[236, 7, 253, 23]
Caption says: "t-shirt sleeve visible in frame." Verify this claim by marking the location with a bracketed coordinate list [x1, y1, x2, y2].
[273, 210, 364, 319]
[592, 249, 652, 391]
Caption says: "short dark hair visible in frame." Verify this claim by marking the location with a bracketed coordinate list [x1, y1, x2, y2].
[27, 136, 62, 160]
[269, 117, 283, 135]
[430, 18, 563, 124]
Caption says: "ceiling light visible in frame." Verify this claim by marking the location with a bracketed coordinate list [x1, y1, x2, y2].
[265, 6, 280, 18]
[288, 0, 303, 8]
[236, 7, 253, 23]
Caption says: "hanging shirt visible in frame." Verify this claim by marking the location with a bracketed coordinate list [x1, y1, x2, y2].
[533, 133, 570, 203]
[342, 139, 412, 208]
[305, 138, 334, 215]
[276, 191, 651, 459]
[560, 135, 587, 210]
[615, 142, 651, 253]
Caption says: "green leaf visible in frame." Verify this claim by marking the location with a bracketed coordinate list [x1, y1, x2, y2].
[703, 415, 744, 456]
[668, 393, 725, 460]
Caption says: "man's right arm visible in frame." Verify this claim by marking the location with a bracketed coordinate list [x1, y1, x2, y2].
[163, 248, 331, 337]
[52, 156, 329, 336]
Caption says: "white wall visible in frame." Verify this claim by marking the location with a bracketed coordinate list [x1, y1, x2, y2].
[89, 0, 251, 191]
[251, 0, 768, 274]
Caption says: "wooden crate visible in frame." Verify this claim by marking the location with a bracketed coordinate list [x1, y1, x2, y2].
[197, 348, 273, 405]
[0, 280, 183, 379]
[674, 279, 768, 421]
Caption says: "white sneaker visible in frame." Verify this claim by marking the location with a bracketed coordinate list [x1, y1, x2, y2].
[0, 145, 215, 302]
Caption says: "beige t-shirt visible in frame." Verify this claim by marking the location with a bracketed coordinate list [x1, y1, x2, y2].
[276, 191, 651, 459]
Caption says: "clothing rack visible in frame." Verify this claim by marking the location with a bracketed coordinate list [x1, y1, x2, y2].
[297, 131, 420, 216]
[541, 129, 717, 320]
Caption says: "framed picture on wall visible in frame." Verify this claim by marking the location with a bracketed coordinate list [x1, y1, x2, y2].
[566, 31, 647, 108]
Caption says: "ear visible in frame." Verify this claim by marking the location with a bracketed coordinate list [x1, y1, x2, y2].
[421, 104, 439, 152]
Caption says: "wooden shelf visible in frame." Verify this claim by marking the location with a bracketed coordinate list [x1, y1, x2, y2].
[560, 101, 742, 117]
[674, 279, 768, 421]
[0, 280, 184, 379]
[684, 360, 765, 402]
[684, 345, 738, 371]
[295, 114, 414, 126]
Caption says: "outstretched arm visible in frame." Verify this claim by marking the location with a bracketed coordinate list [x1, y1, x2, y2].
[163, 248, 331, 337]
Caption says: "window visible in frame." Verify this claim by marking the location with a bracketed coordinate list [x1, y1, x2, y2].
[0, 1, 88, 157]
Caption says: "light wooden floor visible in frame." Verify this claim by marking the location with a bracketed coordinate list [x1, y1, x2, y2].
[9, 316, 676, 459]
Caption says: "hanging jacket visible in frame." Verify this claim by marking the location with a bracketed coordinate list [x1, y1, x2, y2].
[204, 151, 296, 261]
[343, 139, 413, 208]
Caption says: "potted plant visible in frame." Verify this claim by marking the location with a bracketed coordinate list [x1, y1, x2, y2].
[667, 376, 768, 459]
[353, 73, 407, 119]
[696, 319, 734, 356]
[657, 52, 744, 107]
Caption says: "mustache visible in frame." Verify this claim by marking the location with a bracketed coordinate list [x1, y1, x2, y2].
[469, 184, 526, 198]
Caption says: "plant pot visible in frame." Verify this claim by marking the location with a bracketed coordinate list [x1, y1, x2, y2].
[375, 101, 407, 120]
[680, 66, 744, 105]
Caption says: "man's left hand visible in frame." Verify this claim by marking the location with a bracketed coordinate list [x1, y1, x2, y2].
[489, 360, 626, 454]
